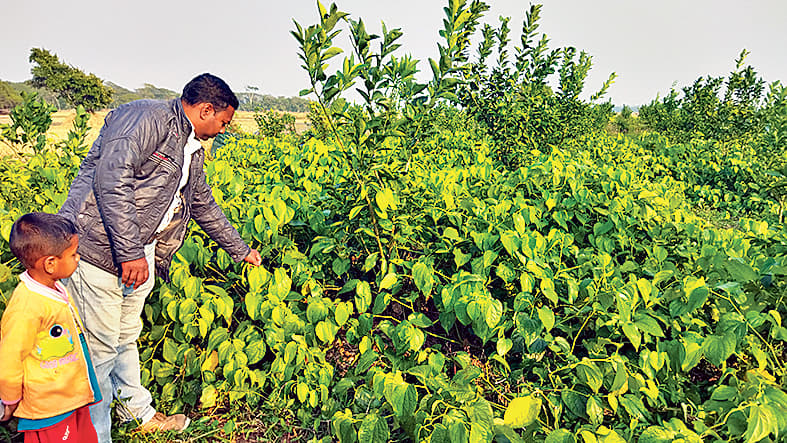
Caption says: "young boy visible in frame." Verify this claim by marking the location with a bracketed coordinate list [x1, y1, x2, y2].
[0, 212, 101, 442]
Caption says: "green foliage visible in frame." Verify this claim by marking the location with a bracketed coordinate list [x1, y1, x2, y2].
[4, 80, 66, 109]
[135, 123, 786, 443]
[756, 82, 787, 221]
[1, 3, 787, 443]
[632, 80, 787, 225]
[458, 4, 616, 168]
[0, 100, 88, 279]
[0, 92, 56, 155]
[639, 50, 766, 144]
[305, 100, 332, 140]
[0, 80, 22, 110]
[291, 0, 488, 158]
[254, 109, 297, 138]
[29, 47, 113, 111]
[608, 105, 645, 136]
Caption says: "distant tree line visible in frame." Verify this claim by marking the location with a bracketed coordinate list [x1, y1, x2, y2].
[1, 48, 309, 113]
[2, 79, 310, 114]
[108, 82, 179, 107]
[236, 92, 310, 113]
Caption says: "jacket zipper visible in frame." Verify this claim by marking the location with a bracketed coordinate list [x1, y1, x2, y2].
[64, 301, 97, 402]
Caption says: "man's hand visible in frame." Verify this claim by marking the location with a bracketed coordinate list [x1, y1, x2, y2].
[1, 403, 17, 421]
[244, 249, 262, 266]
[121, 257, 149, 290]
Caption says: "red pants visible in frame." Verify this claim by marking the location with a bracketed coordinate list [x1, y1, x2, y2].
[23, 406, 97, 443]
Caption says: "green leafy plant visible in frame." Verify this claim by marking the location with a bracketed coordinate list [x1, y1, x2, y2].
[639, 49, 766, 144]
[458, 4, 616, 168]
[0, 92, 56, 155]
[254, 109, 297, 139]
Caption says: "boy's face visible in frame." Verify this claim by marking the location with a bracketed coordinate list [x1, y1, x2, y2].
[51, 235, 80, 280]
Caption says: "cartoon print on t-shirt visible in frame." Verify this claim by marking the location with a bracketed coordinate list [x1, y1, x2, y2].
[34, 324, 74, 361]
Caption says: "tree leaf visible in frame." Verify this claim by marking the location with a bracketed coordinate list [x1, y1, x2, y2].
[297, 382, 309, 403]
[200, 350, 218, 373]
[467, 399, 494, 442]
[561, 390, 587, 418]
[633, 314, 664, 337]
[454, 248, 472, 268]
[335, 301, 351, 326]
[485, 299, 503, 328]
[270, 267, 292, 300]
[162, 338, 178, 364]
[586, 396, 603, 424]
[332, 410, 357, 443]
[540, 278, 558, 304]
[497, 337, 513, 356]
[207, 328, 229, 353]
[638, 426, 674, 443]
[200, 385, 217, 408]
[724, 258, 760, 282]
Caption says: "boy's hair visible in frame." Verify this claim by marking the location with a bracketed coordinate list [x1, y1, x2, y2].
[181, 73, 239, 111]
[9, 212, 77, 270]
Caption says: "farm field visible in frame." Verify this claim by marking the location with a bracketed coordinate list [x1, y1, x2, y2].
[1, 2, 787, 443]
[0, 110, 308, 155]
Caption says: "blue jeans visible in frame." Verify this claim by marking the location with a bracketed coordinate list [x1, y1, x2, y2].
[64, 243, 157, 443]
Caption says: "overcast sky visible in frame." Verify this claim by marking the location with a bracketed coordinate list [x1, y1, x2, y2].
[2, 1, 785, 107]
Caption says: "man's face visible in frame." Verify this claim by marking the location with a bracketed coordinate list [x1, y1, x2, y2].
[194, 104, 235, 140]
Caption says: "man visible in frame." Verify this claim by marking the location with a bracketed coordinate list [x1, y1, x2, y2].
[59, 73, 261, 442]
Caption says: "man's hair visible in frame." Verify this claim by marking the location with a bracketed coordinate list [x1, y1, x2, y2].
[9, 212, 77, 270]
[181, 73, 239, 111]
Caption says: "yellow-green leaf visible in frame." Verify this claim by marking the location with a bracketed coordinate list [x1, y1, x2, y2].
[538, 306, 555, 331]
[504, 394, 542, 428]
[380, 273, 397, 290]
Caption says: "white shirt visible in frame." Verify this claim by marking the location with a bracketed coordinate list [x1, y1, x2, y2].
[155, 127, 202, 234]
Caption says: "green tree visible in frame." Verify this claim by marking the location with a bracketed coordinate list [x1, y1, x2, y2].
[609, 105, 643, 135]
[638, 49, 765, 143]
[29, 48, 113, 111]
[457, 4, 616, 168]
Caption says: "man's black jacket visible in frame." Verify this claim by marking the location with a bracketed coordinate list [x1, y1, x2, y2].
[59, 98, 250, 280]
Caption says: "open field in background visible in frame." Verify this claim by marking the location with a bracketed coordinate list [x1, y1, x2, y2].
[0, 110, 310, 155]
[231, 110, 310, 135]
